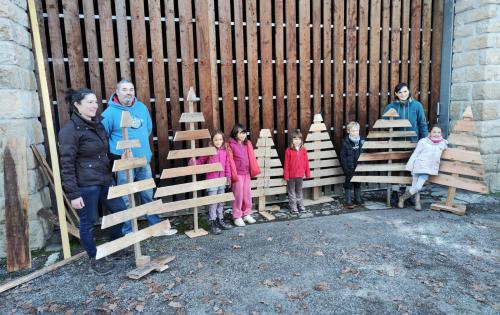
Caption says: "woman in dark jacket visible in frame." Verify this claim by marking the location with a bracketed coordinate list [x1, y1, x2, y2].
[58, 88, 126, 275]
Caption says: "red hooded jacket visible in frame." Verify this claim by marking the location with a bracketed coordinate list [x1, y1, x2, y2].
[284, 146, 311, 180]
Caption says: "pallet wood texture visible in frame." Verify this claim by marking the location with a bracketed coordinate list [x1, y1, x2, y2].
[173, 129, 211, 142]
[161, 163, 223, 179]
[167, 147, 217, 160]
[127, 255, 176, 280]
[155, 177, 227, 198]
[152, 193, 235, 216]
[112, 157, 147, 172]
[429, 106, 488, 215]
[116, 139, 141, 150]
[101, 200, 164, 229]
[107, 178, 156, 199]
[304, 114, 344, 200]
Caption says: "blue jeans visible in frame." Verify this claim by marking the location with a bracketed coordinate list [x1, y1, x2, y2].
[78, 182, 126, 258]
[116, 165, 161, 234]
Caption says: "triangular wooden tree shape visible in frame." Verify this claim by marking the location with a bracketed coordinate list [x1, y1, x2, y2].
[95, 111, 175, 280]
[303, 114, 344, 201]
[351, 108, 417, 205]
[429, 106, 489, 215]
[251, 129, 286, 221]
[153, 87, 234, 238]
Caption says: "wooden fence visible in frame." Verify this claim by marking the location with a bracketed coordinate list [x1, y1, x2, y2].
[34, 0, 444, 176]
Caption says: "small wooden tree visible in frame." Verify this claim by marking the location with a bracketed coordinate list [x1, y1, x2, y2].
[351, 109, 417, 205]
[429, 106, 489, 215]
[251, 129, 286, 220]
[96, 111, 174, 279]
[303, 114, 344, 201]
[153, 87, 234, 238]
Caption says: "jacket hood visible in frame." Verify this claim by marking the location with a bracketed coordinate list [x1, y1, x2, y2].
[107, 92, 138, 110]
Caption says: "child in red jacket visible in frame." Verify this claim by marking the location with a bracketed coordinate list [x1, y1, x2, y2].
[284, 130, 311, 213]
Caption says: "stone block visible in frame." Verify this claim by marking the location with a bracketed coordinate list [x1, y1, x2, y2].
[40, 186, 51, 209]
[11, 0, 28, 10]
[0, 41, 34, 68]
[479, 136, 500, 154]
[0, 90, 40, 119]
[455, 1, 476, 14]
[471, 100, 500, 120]
[476, 18, 500, 34]
[478, 48, 500, 64]
[466, 65, 499, 81]
[486, 172, 500, 193]
[0, 65, 37, 90]
[0, 0, 29, 27]
[481, 153, 500, 172]
[0, 118, 45, 145]
[452, 67, 468, 83]
[28, 169, 45, 195]
[0, 17, 31, 48]
[472, 82, 500, 100]
[0, 224, 5, 258]
[454, 24, 476, 38]
[450, 84, 472, 101]
[28, 190, 44, 220]
[456, 5, 500, 24]
[452, 51, 478, 67]
[476, 119, 500, 137]
[453, 38, 466, 53]
[29, 219, 51, 249]
[0, 196, 4, 224]
[27, 143, 45, 170]
[467, 34, 497, 50]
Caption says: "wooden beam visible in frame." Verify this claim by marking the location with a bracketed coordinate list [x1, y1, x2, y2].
[161, 163, 222, 179]
[167, 147, 217, 160]
[154, 177, 227, 197]
[150, 193, 234, 215]
[116, 139, 141, 150]
[302, 176, 345, 188]
[120, 111, 134, 128]
[452, 119, 474, 132]
[173, 129, 211, 142]
[310, 167, 343, 178]
[309, 159, 340, 168]
[441, 148, 483, 164]
[258, 159, 282, 168]
[429, 174, 489, 194]
[362, 141, 417, 149]
[358, 151, 412, 161]
[179, 112, 205, 123]
[307, 150, 339, 160]
[350, 175, 412, 184]
[430, 202, 466, 216]
[355, 163, 407, 172]
[438, 160, 485, 178]
[372, 119, 412, 129]
[107, 178, 156, 199]
[101, 200, 163, 229]
[254, 148, 279, 158]
[112, 157, 147, 172]
[305, 132, 331, 142]
[304, 141, 334, 150]
[447, 133, 479, 149]
[309, 123, 327, 132]
[366, 130, 418, 138]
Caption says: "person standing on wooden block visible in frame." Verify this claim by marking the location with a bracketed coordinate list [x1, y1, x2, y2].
[59, 88, 127, 275]
[340, 122, 365, 209]
[102, 80, 175, 236]
[399, 125, 448, 210]
[189, 129, 235, 234]
[383, 83, 429, 207]
[284, 130, 311, 214]
[228, 124, 261, 227]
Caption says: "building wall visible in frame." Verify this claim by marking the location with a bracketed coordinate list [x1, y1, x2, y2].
[451, 0, 500, 192]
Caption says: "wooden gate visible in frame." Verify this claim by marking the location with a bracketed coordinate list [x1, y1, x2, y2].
[34, 0, 444, 175]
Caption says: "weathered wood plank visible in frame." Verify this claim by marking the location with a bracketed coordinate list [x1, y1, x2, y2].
[355, 163, 407, 172]
[369, 0, 381, 127]
[323, 0, 332, 132]
[116, 139, 141, 150]
[430, 0, 444, 124]
[178, 0, 196, 105]
[115, 0, 131, 79]
[303, 176, 346, 188]
[82, 0, 102, 101]
[380, 0, 391, 105]
[275, 0, 285, 152]
[447, 133, 479, 149]
[366, 130, 417, 138]
[308, 150, 339, 160]
[97, 0, 117, 98]
[358, 0, 369, 133]
[112, 157, 148, 172]
[306, 132, 332, 142]
[438, 160, 485, 178]
[247, 0, 259, 140]
[333, 0, 345, 149]
[304, 141, 334, 151]
[312, 0, 322, 114]
[410, 0, 422, 97]
[345, 0, 357, 123]
[309, 123, 327, 132]
[441, 148, 483, 165]
[286, 0, 298, 133]
[452, 120, 474, 132]
[299, 0, 311, 133]
[161, 163, 223, 179]
[429, 174, 489, 194]
[420, 0, 432, 116]
[219, 0, 235, 131]
[107, 178, 156, 199]
[389, 0, 401, 98]
[351, 175, 412, 184]
[173, 129, 211, 142]
[165, 0, 181, 135]
[151, 193, 235, 215]
[310, 167, 344, 178]
[362, 141, 417, 149]
[155, 178, 227, 198]
[167, 147, 217, 160]
[358, 151, 412, 161]
[101, 200, 164, 229]
[373, 119, 412, 129]
[261, 0, 274, 130]
[179, 112, 205, 123]
[233, 0, 246, 127]
[309, 159, 340, 168]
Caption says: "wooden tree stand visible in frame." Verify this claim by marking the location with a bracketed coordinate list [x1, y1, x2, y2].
[351, 109, 417, 206]
[303, 114, 344, 204]
[251, 129, 287, 221]
[429, 106, 489, 215]
[95, 111, 174, 279]
[153, 87, 234, 238]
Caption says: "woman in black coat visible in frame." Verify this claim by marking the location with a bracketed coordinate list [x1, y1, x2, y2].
[58, 88, 126, 275]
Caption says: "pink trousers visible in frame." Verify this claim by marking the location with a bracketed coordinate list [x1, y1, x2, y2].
[232, 174, 252, 219]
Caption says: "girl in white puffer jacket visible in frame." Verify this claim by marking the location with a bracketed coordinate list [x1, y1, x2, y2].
[399, 125, 448, 210]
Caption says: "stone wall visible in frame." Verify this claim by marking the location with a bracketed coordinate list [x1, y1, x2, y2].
[451, 0, 500, 192]
[0, 0, 52, 257]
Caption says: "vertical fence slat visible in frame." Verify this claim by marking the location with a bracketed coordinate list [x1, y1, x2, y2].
[275, 0, 285, 153]
[130, 1, 150, 110]
[410, 0, 422, 98]
[260, 0, 274, 130]
[98, 0, 117, 99]
[312, 0, 322, 115]
[286, 0, 298, 134]
[165, 0, 181, 134]
[234, 0, 247, 127]
[247, 0, 259, 140]
[219, 0, 235, 132]
[149, 0, 169, 168]
[380, 0, 391, 108]
[430, 0, 444, 125]
[207, 0, 220, 129]
[401, 0, 410, 84]
[82, 0, 102, 102]
[299, 0, 311, 134]
[346, 0, 357, 123]
[323, 0, 332, 132]
[34, 0, 53, 105]
[369, 0, 381, 127]
[179, 0, 196, 107]
[420, 0, 433, 117]
[333, 0, 344, 148]
[62, 0, 85, 88]
[115, 0, 131, 80]
[358, 0, 369, 134]
[390, 1, 401, 103]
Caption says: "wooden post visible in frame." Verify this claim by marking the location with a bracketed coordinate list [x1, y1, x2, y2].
[4, 138, 31, 272]
[27, 0, 71, 259]
[386, 116, 394, 206]
[311, 115, 322, 200]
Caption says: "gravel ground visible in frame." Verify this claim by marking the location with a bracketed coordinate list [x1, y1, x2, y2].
[0, 190, 499, 315]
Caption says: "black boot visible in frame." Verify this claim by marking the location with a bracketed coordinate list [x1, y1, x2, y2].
[216, 218, 233, 230]
[90, 257, 114, 276]
[344, 189, 354, 209]
[354, 187, 364, 206]
[407, 195, 416, 206]
[210, 220, 222, 235]
[390, 191, 399, 208]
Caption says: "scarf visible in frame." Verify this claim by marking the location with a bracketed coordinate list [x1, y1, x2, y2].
[349, 135, 360, 144]
[428, 136, 443, 144]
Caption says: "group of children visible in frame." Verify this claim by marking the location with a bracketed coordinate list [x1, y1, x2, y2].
[193, 122, 448, 235]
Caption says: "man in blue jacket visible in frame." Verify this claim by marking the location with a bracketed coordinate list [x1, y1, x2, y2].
[102, 79, 175, 236]
[383, 82, 428, 207]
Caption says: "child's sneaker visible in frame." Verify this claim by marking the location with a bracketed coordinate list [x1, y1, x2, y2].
[234, 218, 246, 227]
[243, 215, 256, 224]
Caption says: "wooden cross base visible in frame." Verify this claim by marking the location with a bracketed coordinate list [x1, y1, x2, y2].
[430, 203, 467, 216]
[259, 211, 275, 221]
[127, 255, 176, 280]
[185, 228, 209, 238]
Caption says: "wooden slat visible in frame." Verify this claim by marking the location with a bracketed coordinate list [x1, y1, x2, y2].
[116, 139, 141, 150]
[309, 159, 340, 168]
[389, 0, 401, 98]
[107, 178, 156, 199]
[112, 157, 148, 172]
[180, 112, 205, 123]
[372, 119, 412, 129]
[304, 141, 334, 151]
[258, 159, 282, 168]
[151, 193, 235, 216]
[303, 176, 346, 188]
[355, 163, 407, 172]
[420, 0, 432, 116]
[438, 161, 485, 178]
[369, 0, 381, 127]
[62, 0, 85, 88]
[410, 0, 422, 97]
[219, 0, 235, 131]
[299, 0, 311, 134]
[178, 0, 196, 105]
[308, 150, 339, 160]
[261, 0, 274, 130]
[333, 0, 345, 149]
[358, 151, 412, 161]
[167, 147, 217, 160]
[306, 132, 332, 142]
[345, 0, 357, 123]
[264, 168, 284, 177]
[101, 200, 164, 229]
[161, 163, 223, 179]
[247, 0, 259, 140]
[233, 0, 246, 127]
[401, 0, 410, 83]
[96, 220, 171, 260]
[362, 141, 417, 149]
[130, 1, 150, 112]
[115, 0, 131, 79]
[286, 0, 298, 133]
[323, 0, 332, 132]
[429, 174, 489, 194]
[165, 0, 181, 135]
[97, 0, 117, 98]
[173, 129, 211, 142]
[367, 130, 417, 138]
[441, 148, 483, 165]
[155, 178, 227, 198]
[82, 0, 102, 101]
[430, 0, 444, 124]
[254, 148, 279, 158]
[207, 0, 219, 128]
[380, 0, 391, 105]
[252, 186, 287, 198]
[452, 120, 474, 132]
[309, 123, 327, 132]
[351, 175, 412, 184]
[310, 167, 343, 178]
[358, 0, 369, 133]
[447, 133, 479, 149]
[312, 0, 322, 114]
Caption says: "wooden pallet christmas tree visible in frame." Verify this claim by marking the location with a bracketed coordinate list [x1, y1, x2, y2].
[429, 106, 489, 215]
[251, 129, 286, 220]
[153, 87, 234, 238]
[303, 114, 344, 202]
[95, 111, 174, 279]
[351, 109, 417, 205]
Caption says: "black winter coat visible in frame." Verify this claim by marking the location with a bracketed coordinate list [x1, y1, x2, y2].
[340, 136, 365, 176]
[58, 112, 113, 199]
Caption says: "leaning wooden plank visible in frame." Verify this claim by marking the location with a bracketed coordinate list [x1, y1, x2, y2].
[151, 193, 234, 215]
[112, 157, 147, 172]
[438, 160, 485, 178]
[0, 251, 86, 294]
[155, 177, 227, 198]
[441, 148, 483, 164]
[372, 120, 412, 129]
[306, 132, 331, 142]
[309, 123, 327, 132]
[107, 178, 156, 199]
[101, 200, 163, 229]
[366, 130, 418, 138]
[127, 255, 176, 280]
[161, 163, 223, 179]
[447, 133, 479, 149]
[358, 151, 412, 161]
[96, 220, 171, 259]
[167, 147, 217, 160]
[173, 129, 211, 142]
[179, 112, 205, 123]
[309, 159, 340, 168]
[362, 141, 417, 149]
[310, 167, 344, 178]
[428, 174, 489, 194]
[430, 203, 466, 216]
[116, 139, 141, 150]
[308, 150, 339, 160]
[350, 175, 412, 184]
[37, 208, 80, 239]
[302, 176, 346, 188]
[304, 141, 334, 151]
[355, 163, 407, 172]
[452, 119, 474, 132]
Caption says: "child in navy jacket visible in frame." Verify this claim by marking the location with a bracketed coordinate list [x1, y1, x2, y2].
[284, 130, 311, 213]
[340, 121, 365, 209]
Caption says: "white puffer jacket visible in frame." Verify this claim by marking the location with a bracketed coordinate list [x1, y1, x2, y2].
[406, 137, 448, 175]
